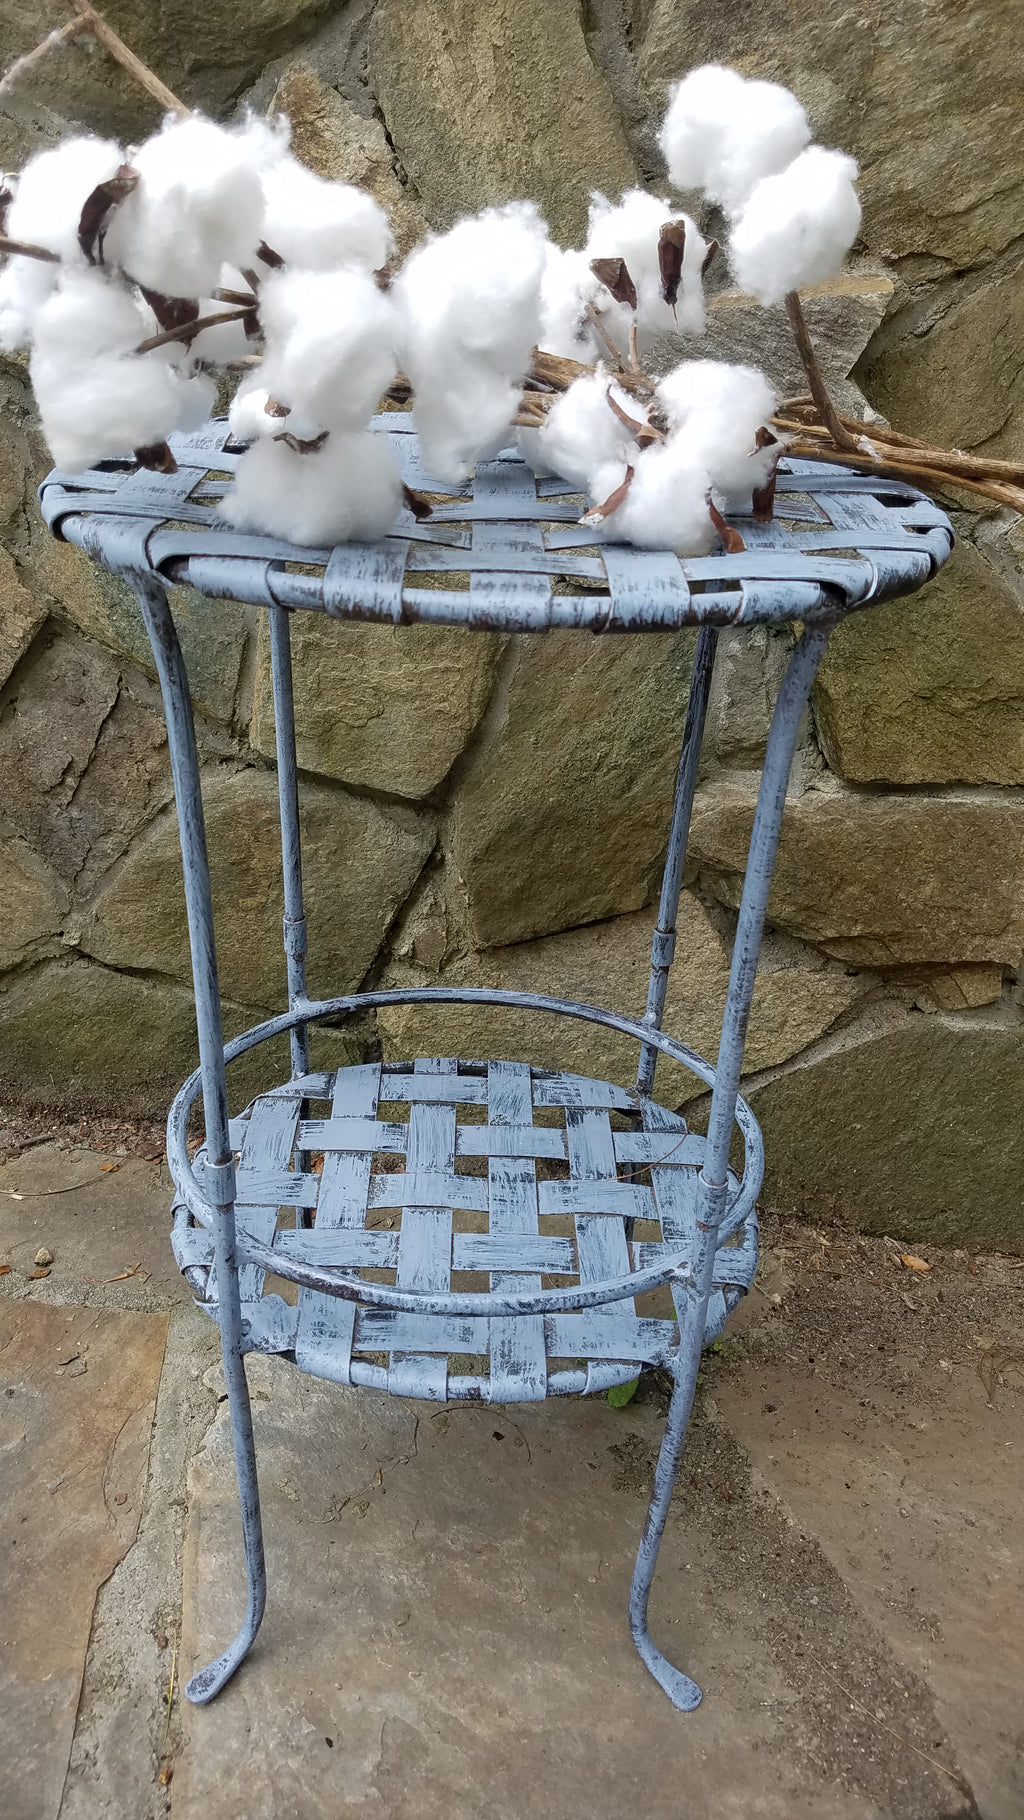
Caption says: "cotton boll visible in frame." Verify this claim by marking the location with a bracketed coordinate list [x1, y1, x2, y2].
[30, 267, 213, 468]
[7, 136, 126, 260]
[223, 429, 402, 545]
[104, 116, 269, 299]
[258, 267, 400, 430]
[586, 189, 707, 343]
[518, 370, 641, 489]
[537, 244, 601, 360]
[0, 255, 58, 351]
[657, 359, 778, 511]
[729, 146, 861, 305]
[1, 136, 127, 342]
[260, 154, 394, 273]
[395, 202, 547, 484]
[587, 440, 716, 554]
[227, 372, 321, 444]
[659, 65, 811, 216]
[410, 364, 521, 488]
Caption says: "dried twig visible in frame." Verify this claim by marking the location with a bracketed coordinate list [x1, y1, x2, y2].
[784, 291, 857, 451]
[65, 1, 189, 116]
[134, 306, 250, 354]
[0, 232, 60, 263]
[0, 18, 89, 102]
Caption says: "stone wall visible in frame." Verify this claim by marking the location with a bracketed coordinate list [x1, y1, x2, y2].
[0, 1, 1021, 1248]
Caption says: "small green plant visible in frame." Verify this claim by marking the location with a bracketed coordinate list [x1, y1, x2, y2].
[607, 1375, 640, 1408]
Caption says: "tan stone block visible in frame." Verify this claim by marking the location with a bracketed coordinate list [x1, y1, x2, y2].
[368, 0, 638, 244]
[450, 628, 698, 948]
[814, 542, 1024, 786]
[270, 65, 428, 255]
[379, 894, 864, 1104]
[78, 766, 434, 1008]
[0, 547, 47, 690]
[690, 779, 1024, 967]
[748, 1007, 1024, 1250]
[0, 832, 67, 968]
[250, 614, 502, 799]
[924, 968, 1004, 1012]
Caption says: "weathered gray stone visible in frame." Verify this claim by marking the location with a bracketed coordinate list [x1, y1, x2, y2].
[451, 629, 697, 948]
[815, 541, 1024, 786]
[0, 956, 369, 1114]
[921, 967, 1004, 1013]
[250, 614, 502, 799]
[0, 0, 336, 166]
[78, 766, 434, 1007]
[639, 1, 1024, 271]
[690, 778, 1024, 966]
[0, 549, 47, 690]
[0, 626, 171, 894]
[854, 251, 1024, 459]
[32, 537, 250, 728]
[379, 893, 866, 1103]
[748, 1005, 1024, 1250]
[0, 832, 67, 969]
[368, 0, 638, 244]
[0, 410, 32, 527]
[270, 65, 427, 256]
[698, 273, 895, 420]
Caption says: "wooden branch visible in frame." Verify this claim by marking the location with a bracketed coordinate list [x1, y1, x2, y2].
[784, 291, 857, 452]
[0, 232, 60, 263]
[0, 18, 88, 102]
[135, 305, 249, 353]
[66, 1, 189, 115]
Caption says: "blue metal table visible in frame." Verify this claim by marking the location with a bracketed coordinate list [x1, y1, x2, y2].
[40, 415, 952, 1713]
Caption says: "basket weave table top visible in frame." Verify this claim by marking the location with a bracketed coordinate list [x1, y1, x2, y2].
[40, 416, 953, 633]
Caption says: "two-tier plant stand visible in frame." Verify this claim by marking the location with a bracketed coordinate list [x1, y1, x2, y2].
[40, 415, 952, 1712]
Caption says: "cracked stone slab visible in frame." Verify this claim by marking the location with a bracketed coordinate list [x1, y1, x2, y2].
[0, 1300, 168, 1820]
[173, 1355, 971, 1819]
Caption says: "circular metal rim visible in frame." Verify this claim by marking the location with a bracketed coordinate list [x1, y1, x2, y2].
[166, 986, 764, 1318]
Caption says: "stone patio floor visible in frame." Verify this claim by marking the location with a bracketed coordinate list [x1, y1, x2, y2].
[1, 1135, 1021, 1820]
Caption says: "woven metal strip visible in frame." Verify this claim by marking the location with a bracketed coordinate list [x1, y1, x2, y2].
[169, 1056, 762, 1400]
[40, 420, 952, 630]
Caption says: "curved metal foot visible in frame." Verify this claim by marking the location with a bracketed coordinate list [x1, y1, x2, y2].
[629, 1619, 703, 1711]
[185, 1596, 264, 1705]
[185, 1328, 267, 1705]
[628, 1360, 703, 1711]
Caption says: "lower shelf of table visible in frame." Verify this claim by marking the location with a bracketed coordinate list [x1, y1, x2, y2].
[171, 1055, 759, 1405]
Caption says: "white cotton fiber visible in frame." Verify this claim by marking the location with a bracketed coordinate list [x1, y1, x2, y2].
[729, 146, 861, 305]
[394, 201, 546, 484]
[657, 359, 778, 510]
[260, 154, 394, 273]
[227, 372, 323, 445]
[30, 268, 213, 469]
[587, 440, 715, 554]
[518, 370, 642, 487]
[0, 256, 58, 351]
[0, 136, 127, 344]
[104, 115, 270, 299]
[6, 135, 126, 259]
[223, 428, 402, 545]
[659, 65, 811, 217]
[258, 267, 400, 431]
[586, 189, 707, 343]
[536, 243, 601, 360]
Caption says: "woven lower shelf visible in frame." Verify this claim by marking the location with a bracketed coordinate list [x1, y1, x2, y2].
[171, 1055, 758, 1405]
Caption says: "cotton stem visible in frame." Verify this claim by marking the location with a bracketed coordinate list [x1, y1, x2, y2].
[784, 290, 856, 451]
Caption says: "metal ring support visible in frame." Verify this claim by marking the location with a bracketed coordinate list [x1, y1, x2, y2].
[166, 985, 763, 1318]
